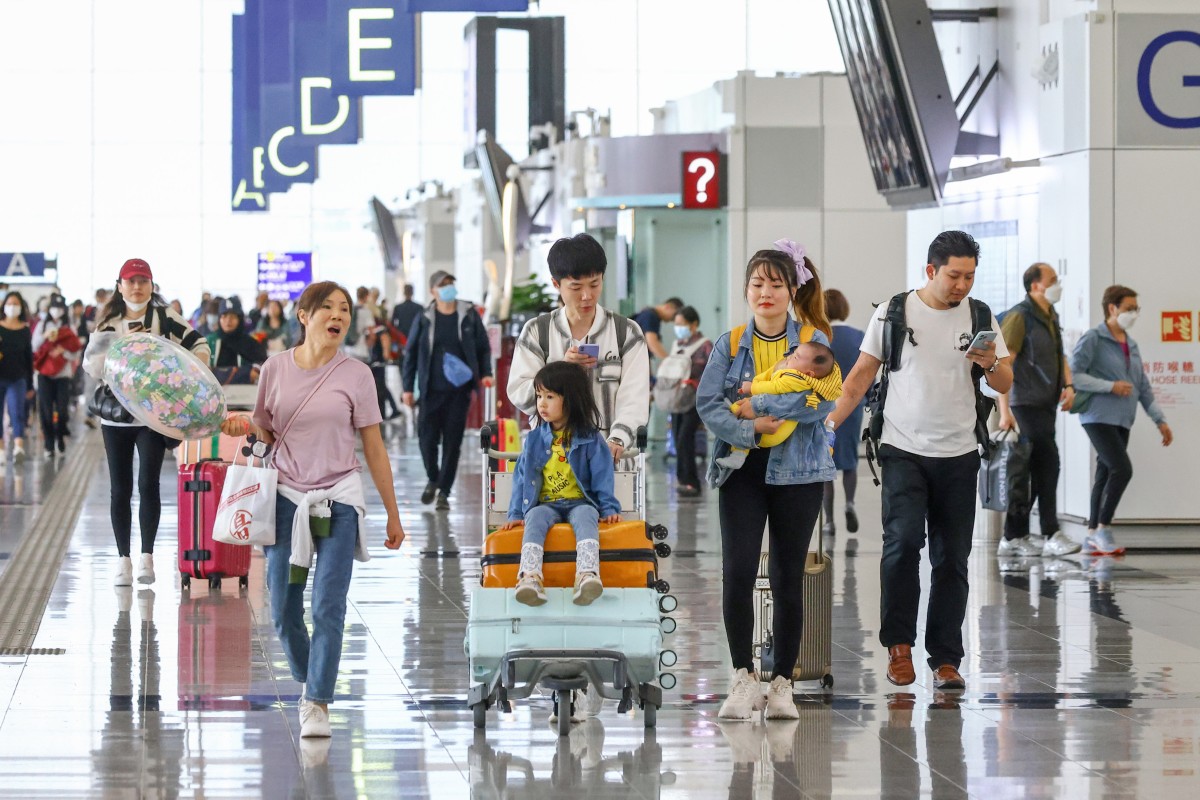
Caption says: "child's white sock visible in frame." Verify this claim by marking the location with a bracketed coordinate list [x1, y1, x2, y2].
[518, 542, 544, 577]
[576, 540, 600, 574]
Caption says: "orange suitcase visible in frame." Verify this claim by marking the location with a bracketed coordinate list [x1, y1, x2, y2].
[481, 519, 661, 590]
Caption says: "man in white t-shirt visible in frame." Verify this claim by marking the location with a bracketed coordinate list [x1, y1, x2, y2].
[826, 230, 1013, 692]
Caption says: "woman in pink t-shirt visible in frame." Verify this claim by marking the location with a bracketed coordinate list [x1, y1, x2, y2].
[223, 281, 404, 739]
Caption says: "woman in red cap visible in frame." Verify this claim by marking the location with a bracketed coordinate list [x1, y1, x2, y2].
[83, 258, 210, 587]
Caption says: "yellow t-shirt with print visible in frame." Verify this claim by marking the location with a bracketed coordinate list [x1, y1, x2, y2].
[541, 430, 585, 502]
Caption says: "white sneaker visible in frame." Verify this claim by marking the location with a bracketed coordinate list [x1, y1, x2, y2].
[299, 698, 332, 738]
[1027, 533, 1047, 551]
[11, 445, 24, 465]
[1084, 527, 1124, 556]
[572, 571, 603, 606]
[717, 668, 766, 721]
[113, 557, 133, 587]
[764, 675, 799, 720]
[1042, 531, 1082, 557]
[996, 536, 1042, 557]
[514, 572, 547, 606]
[136, 553, 155, 585]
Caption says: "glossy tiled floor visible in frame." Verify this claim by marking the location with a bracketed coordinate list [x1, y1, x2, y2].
[3, 417, 1200, 798]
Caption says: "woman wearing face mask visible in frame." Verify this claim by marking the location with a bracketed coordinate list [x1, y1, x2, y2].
[0, 292, 34, 464]
[31, 295, 83, 458]
[1070, 284, 1173, 556]
[668, 306, 712, 498]
[83, 259, 210, 586]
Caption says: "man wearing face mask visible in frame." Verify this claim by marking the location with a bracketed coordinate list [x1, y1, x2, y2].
[402, 271, 494, 510]
[995, 263, 1082, 560]
[1070, 285, 1172, 556]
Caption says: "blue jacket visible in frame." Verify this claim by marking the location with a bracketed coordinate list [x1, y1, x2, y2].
[697, 319, 836, 488]
[401, 299, 492, 396]
[1070, 322, 1166, 429]
[506, 425, 621, 521]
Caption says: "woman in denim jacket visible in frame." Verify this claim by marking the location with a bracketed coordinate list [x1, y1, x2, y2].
[698, 241, 839, 722]
[1070, 284, 1173, 556]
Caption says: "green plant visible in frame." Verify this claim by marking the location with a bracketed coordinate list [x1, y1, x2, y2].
[509, 274, 556, 314]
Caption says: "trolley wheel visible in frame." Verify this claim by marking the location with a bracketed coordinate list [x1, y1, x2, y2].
[181, 574, 191, 589]
[654, 542, 672, 559]
[209, 575, 222, 590]
[239, 575, 249, 589]
[643, 702, 658, 728]
[472, 702, 487, 729]
[650, 525, 669, 541]
[654, 579, 670, 594]
[555, 692, 572, 737]
[822, 674, 834, 689]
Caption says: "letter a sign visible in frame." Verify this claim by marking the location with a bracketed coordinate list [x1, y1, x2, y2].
[1, 252, 46, 277]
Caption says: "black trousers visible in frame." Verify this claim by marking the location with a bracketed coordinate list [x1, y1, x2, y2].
[878, 444, 980, 670]
[418, 387, 473, 495]
[37, 375, 73, 445]
[1004, 405, 1061, 539]
[1083, 423, 1133, 528]
[371, 365, 400, 417]
[102, 425, 167, 557]
[719, 447, 822, 678]
[673, 408, 702, 488]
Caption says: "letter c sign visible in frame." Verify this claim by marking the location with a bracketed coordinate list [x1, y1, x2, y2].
[1137, 30, 1200, 129]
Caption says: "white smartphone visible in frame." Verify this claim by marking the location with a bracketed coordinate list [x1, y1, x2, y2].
[965, 330, 998, 352]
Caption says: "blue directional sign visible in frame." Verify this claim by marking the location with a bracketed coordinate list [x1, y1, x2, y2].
[403, 1, 527, 10]
[257, 252, 314, 301]
[1, 253, 47, 278]
[258, 0, 319, 192]
[328, 1, 417, 97]
[232, 12, 268, 212]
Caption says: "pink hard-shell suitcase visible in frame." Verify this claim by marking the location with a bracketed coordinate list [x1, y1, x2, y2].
[177, 454, 251, 591]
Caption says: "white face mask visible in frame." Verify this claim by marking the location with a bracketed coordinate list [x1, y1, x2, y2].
[1042, 282, 1063, 304]
[49, 307, 65, 320]
[1116, 310, 1139, 331]
[3, 304, 20, 319]
[125, 299, 149, 313]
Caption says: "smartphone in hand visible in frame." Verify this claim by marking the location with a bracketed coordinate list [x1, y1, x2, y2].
[964, 330, 997, 353]
[577, 343, 600, 360]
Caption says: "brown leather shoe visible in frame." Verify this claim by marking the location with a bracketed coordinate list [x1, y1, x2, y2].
[886, 645, 915, 686]
[932, 664, 966, 691]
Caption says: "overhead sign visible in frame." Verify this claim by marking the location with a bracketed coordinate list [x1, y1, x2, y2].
[681, 150, 724, 209]
[1118, 14, 1200, 146]
[1, 252, 47, 278]
[257, 252, 314, 300]
[231, 1, 530, 211]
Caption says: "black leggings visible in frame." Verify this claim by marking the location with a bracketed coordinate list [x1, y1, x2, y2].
[1083, 423, 1132, 528]
[37, 375, 73, 445]
[102, 425, 167, 557]
[719, 447, 822, 678]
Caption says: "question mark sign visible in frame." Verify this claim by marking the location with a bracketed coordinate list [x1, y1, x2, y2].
[688, 157, 715, 203]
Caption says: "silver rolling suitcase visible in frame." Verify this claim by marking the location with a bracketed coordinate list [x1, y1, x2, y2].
[753, 515, 834, 688]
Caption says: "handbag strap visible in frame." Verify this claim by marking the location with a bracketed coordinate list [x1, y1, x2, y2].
[272, 355, 348, 453]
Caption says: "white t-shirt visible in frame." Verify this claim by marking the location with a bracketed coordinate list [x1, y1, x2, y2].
[861, 292, 1009, 458]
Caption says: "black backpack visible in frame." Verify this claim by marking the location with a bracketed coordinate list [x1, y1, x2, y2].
[862, 291, 996, 485]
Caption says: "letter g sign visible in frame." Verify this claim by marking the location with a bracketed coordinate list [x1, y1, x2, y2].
[1138, 30, 1200, 128]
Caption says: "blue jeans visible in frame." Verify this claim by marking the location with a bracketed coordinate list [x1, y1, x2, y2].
[521, 499, 600, 547]
[0, 378, 27, 439]
[265, 495, 358, 704]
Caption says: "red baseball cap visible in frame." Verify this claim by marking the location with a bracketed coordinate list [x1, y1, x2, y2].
[119, 258, 153, 281]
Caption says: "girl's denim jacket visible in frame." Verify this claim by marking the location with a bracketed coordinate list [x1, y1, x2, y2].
[697, 319, 837, 489]
[506, 425, 622, 521]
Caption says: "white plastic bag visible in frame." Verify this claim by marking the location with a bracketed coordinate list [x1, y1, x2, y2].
[213, 455, 277, 546]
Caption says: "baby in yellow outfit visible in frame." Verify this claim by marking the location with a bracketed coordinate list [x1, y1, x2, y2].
[716, 342, 843, 469]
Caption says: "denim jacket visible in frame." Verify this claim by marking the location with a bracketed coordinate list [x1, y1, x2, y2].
[697, 319, 837, 488]
[1070, 322, 1166, 429]
[506, 425, 622, 521]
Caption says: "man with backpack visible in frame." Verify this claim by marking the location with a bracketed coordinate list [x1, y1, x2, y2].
[825, 231, 1012, 692]
[508, 233, 650, 462]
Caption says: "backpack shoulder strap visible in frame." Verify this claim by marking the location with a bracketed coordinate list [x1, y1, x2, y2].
[883, 290, 913, 372]
[535, 312, 553, 356]
[968, 297, 993, 334]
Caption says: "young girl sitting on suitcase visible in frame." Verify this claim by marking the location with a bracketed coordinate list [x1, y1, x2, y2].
[500, 361, 622, 607]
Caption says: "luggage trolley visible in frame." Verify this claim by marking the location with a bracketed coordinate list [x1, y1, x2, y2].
[466, 425, 679, 736]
